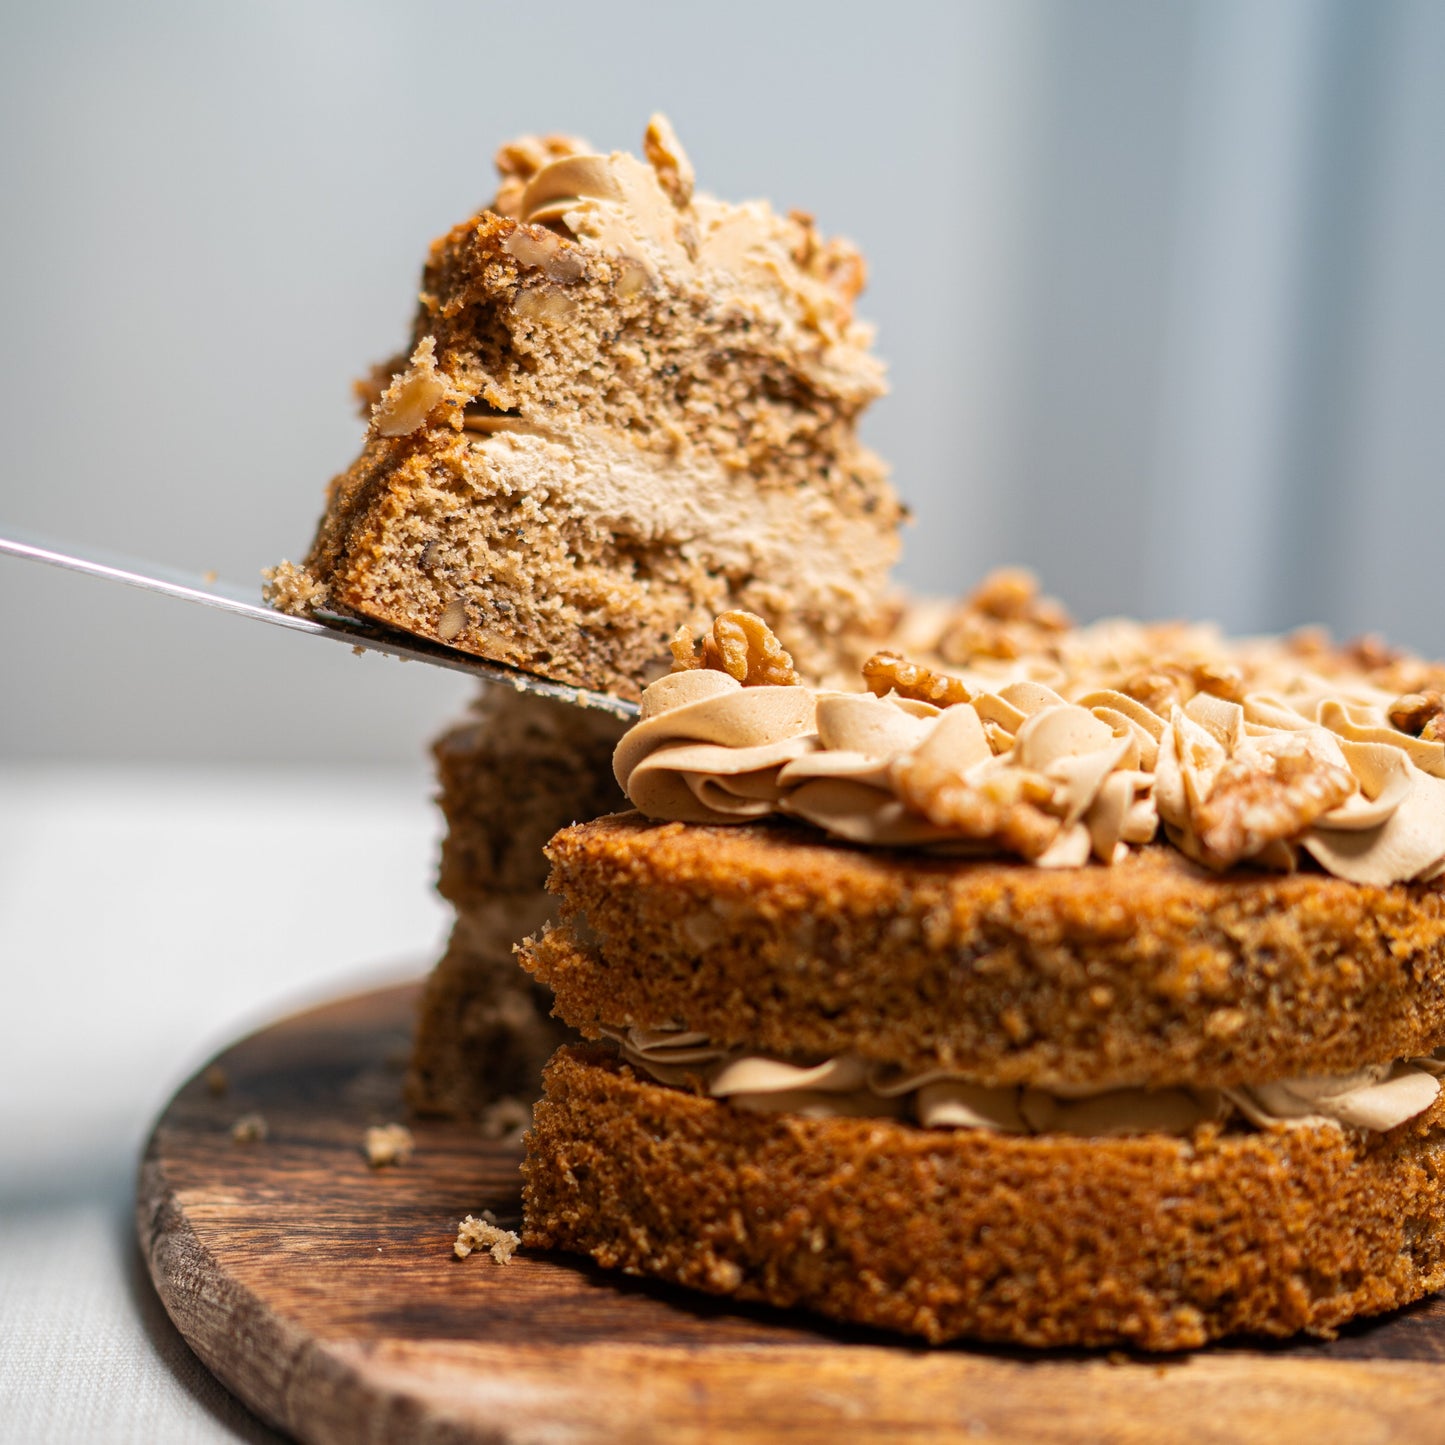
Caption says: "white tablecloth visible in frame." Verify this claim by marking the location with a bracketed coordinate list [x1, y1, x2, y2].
[0, 765, 452, 1443]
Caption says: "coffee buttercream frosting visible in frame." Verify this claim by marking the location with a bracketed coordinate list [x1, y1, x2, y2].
[614, 622, 1445, 886]
[607, 1026, 1445, 1137]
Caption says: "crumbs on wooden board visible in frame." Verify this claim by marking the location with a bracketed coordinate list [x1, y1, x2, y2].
[363, 1123, 415, 1168]
[455, 1209, 519, 1265]
[231, 1112, 268, 1143]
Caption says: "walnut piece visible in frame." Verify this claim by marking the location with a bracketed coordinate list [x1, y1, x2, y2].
[969, 569, 1072, 628]
[491, 133, 590, 218]
[891, 752, 1060, 859]
[935, 569, 1072, 664]
[643, 113, 694, 209]
[862, 651, 971, 707]
[1390, 690, 1445, 738]
[1194, 746, 1355, 865]
[1121, 661, 1245, 715]
[670, 611, 799, 687]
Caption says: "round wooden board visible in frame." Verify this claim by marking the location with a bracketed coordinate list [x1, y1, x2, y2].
[139, 982, 1445, 1445]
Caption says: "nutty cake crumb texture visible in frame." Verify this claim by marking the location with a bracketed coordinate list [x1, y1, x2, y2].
[455, 1211, 520, 1264]
[204, 1065, 228, 1096]
[261, 560, 328, 615]
[363, 1123, 415, 1168]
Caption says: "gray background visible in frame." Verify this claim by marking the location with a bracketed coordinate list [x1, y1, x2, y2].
[3, 0, 1442, 765]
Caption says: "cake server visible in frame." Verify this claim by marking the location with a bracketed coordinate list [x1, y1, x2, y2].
[0, 527, 641, 720]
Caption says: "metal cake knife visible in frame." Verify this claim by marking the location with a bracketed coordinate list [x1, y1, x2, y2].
[0, 528, 641, 720]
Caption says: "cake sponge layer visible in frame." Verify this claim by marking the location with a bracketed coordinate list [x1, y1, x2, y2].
[526, 812, 1445, 1089]
[523, 1045, 1445, 1349]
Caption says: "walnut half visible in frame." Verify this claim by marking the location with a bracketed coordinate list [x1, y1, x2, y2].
[1390, 690, 1445, 740]
[670, 611, 799, 687]
[1194, 747, 1355, 865]
[862, 651, 971, 707]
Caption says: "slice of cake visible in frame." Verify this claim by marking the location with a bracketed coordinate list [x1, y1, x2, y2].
[272, 116, 903, 699]
[518, 611, 1445, 1348]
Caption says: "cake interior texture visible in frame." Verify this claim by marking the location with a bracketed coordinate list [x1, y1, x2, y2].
[275, 117, 904, 698]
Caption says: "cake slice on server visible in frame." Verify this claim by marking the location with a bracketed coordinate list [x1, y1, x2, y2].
[519, 612, 1445, 1349]
[270, 116, 903, 699]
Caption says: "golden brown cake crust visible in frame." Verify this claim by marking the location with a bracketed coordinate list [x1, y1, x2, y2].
[523, 1045, 1445, 1350]
[525, 813, 1445, 1088]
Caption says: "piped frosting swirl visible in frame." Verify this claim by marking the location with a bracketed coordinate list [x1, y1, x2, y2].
[614, 618, 1445, 885]
[609, 1026, 1445, 1137]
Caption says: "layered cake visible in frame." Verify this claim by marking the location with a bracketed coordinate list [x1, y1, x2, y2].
[406, 575, 1062, 1122]
[520, 611, 1445, 1348]
[270, 116, 903, 698]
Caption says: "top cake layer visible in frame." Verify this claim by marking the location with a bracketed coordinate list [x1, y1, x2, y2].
[276, 117, 904, 697]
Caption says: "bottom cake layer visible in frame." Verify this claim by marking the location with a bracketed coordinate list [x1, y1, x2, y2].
[522, 1045, 1445, 1351]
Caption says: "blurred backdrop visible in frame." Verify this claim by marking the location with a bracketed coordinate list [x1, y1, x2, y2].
[2, 0, 1442, 764]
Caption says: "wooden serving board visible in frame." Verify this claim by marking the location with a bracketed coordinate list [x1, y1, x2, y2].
[138, 983, 1445, 1445]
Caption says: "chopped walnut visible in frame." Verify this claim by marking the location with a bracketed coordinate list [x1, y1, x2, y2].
[787, 211, 867, 311]
[1194, 745, 1355, 865]
[363, 1123, 415, 1168]
[670, 611, 799, 686]
[1390, 690, 1445, 738]
[643, 114, 694, 208]
[1344, 634, 1403, 673]
[968, 569, 1072, 628]
[1121, 661, 1245, 715]
[455, 1212, 520, 1265]
[491, 133, 590, 218]
[891, 752, 1060, 859]
[862, 651, 971, 707]
[1285, 625, 1333, 659]
[935, 569, 1072, 665]
[1121, 670, 1185, 715]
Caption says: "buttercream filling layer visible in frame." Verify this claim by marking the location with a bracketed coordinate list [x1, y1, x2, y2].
[614, 631, 1445, 886]
[448, 423, 896, 641]
[607, 1026, 1445, 1137]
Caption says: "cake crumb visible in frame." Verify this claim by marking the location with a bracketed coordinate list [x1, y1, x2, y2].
[478, 1095, 531, 1142]
[262, 559, 329, 614]
[231, 1112, 268, 1143]
[455, 1211, 519, 1264]
[363, 1123, 415, 1168]
[204, 1065, 229, 1096]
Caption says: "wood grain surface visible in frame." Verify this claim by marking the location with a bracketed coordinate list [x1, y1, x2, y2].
[137, 983, 1445, 1445]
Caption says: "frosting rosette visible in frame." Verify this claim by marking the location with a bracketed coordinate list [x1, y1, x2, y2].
[613, 615, 1445, 885]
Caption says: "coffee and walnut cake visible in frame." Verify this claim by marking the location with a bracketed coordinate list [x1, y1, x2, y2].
[269, 116, 903, 699]
[273, 112, 1445, 1351]
[519, 607, 1445, 1349]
